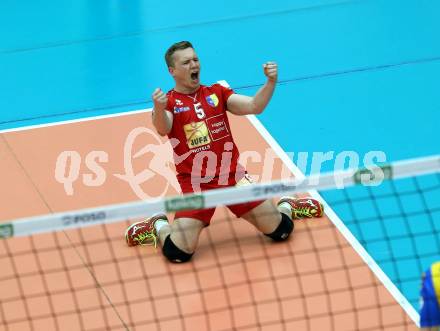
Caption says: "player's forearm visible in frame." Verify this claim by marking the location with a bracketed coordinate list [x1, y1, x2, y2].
[251, 79, 276, 114]
[152, 108, 172, 136]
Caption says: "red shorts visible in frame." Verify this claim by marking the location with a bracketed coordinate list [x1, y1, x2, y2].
[174, 173, 264, 225]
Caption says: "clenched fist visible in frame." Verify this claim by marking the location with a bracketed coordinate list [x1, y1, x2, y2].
[263, 62, 278, 83]
[152, 88, 168, 112]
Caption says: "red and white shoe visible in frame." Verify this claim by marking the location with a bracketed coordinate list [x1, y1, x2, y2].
[125, 213, 168, 247]
[277, 197, 324, 219]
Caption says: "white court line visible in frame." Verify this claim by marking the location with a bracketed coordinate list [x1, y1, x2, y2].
[0, 81, 231, 134]
[0, 108, 153, 134]
[246, 114, 420, 326]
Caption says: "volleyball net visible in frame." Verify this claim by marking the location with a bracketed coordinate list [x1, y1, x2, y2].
[0, 155, 439, 330]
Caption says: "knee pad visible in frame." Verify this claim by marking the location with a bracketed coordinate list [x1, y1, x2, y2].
[265, 213, 294, 242]
[162, 236, 193, 263]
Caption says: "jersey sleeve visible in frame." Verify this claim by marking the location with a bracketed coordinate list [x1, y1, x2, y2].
[216, 83, 235, 103]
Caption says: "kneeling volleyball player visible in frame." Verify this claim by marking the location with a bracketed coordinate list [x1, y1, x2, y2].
[125, 41, 324, 263]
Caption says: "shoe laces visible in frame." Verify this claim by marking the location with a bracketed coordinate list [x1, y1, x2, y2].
[292, 206, 318, 219]
[133, 231, 158, 247]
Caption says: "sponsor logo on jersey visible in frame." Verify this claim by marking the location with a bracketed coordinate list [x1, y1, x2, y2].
[184, 122, 211, 149]
[206, 94, 219, 107]
[191, 145, 211, 153]
[174, 106, 191, 114]
[206, 114, 230, 141]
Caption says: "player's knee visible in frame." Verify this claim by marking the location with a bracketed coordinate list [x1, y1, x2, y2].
[162, 235, 194, 263]
[264, 213, 294, 242]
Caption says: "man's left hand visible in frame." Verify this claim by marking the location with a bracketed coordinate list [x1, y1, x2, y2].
[263, 62, 278, 82]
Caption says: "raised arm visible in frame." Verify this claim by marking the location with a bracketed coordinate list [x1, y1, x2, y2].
[227, 62, 278, 116]
[151, 88, 173, 136]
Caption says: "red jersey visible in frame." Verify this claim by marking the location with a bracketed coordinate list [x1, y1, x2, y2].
[164, 84, 244, 187]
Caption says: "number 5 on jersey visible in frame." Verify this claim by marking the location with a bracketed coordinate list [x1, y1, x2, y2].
[194, 102, 205, 119]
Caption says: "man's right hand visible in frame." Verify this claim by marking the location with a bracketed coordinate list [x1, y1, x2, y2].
[152, 88, 168, 112]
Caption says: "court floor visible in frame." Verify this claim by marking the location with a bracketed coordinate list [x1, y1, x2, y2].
[0, 112, 417, 330]
[1, 0, 439, 330]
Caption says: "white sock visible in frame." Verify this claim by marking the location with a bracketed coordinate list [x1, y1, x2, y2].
[278, 202, 293, 219]
[154, 220, 168, 233]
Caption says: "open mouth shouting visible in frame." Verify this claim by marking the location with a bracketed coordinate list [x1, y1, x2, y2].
[190, 71, 199, 84]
